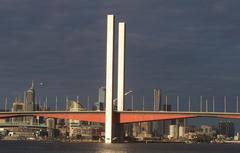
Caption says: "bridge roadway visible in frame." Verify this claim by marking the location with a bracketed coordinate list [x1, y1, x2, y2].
[1, 111, 240, 123]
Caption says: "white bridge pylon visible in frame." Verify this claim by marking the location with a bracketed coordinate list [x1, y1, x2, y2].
[105, 14, 126, 143]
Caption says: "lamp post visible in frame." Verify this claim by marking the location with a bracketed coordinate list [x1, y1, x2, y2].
[200, 96, 203, 112]
[224, 96, 227, 113]
[65, 96, 69, 111]
[165, 96, 168, 112]
[213, 96, 215, 112]
[177, 96, 179, 112]
[55, 96, 58, 111]
[37, 82, 45, 111]
[4, 96, 7, 112]
[87, 96, 90, 111]
[188, 96, 191, 112]
[142, 96, 145, 111]
[237, 96, 239, 113]
[206, 99, 208, 112]
[131, 95, 134, 111]
[113, 90, 133, 110]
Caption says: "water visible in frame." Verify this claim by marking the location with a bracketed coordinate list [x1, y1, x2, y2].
[0, 141, 240, 153]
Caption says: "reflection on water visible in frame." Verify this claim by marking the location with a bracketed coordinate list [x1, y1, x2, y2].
[0, 141, 240, 153]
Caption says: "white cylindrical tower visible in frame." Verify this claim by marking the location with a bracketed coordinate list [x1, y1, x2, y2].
[117, 22, 126, 111]
[179, 126, 185, 137]
[105, 14, 115, 144]
[169, 125, 178, 139]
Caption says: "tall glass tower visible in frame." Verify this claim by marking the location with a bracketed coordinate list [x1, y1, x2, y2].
[95, 86, 106, 111]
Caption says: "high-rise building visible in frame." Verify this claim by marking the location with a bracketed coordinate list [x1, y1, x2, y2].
[24, 81, 35, 111]
[218, 121, 235, 137]
[154, 88, 161, 111]
[152, 88, 161, 136]
[98, 87, 106, 104]
[95, 86, 106, 111]
[24, 81, 35, 125]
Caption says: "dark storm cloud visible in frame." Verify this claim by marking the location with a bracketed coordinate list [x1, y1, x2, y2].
[0, 0, 240, 109]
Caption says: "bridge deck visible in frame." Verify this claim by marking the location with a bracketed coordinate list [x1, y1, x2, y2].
[0, 111, 240, 123]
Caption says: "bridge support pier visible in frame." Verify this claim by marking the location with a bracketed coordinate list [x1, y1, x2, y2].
[105, 14, 115, 144]
[117, 22, 126, 112]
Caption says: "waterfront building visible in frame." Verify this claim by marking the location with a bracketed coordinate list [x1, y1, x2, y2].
[139, 122, 152, 138]
[46, 118, 56, 129]
[56, 119, 65, 129]
[0, 128, 8, 136]
[176, 119, 187, 138]
[68, 100, 85, 138]
[234, 132, 240, 141]
[218, 121, 235, 137]
[186, 125, 197, 133]
[46, 118, 59, 138]
[71, 125, 104, 140]
[178, 126, 185, 138]
[168, 119, 187, 139]
[132, 122, 152, 139]
[168, 125, 178, 139]
[124, 123, 133, 137]
[132, 122, 141, 138]
[200, 125, 213, 135]
[11, 100, 25, 123]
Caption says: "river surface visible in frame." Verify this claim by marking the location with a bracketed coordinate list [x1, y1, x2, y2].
[0, 141, 240, 153]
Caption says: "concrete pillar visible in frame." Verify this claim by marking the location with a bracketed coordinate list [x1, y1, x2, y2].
[105, 14, 115, 143]
[117, 22, 126, 111]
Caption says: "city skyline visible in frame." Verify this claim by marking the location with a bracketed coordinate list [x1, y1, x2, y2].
[1, 0, 240, 110]
[1, 0, 240, 148]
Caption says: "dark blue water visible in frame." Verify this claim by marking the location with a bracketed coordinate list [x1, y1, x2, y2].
[0, 141, 240, 153]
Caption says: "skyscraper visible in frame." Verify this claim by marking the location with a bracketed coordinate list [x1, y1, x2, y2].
[24, 81, 35, 111]
[98, 87, 106, 104]
[154, 88, 161, 111]
[95, 86, 106, 111]
[152, 88, 161, 136]
[24, 81, 35, 125]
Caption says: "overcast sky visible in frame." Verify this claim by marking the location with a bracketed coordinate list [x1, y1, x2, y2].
[1, 0, 240, 111]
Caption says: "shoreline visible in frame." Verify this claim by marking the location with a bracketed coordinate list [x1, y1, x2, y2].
[1, 139, 240, 144]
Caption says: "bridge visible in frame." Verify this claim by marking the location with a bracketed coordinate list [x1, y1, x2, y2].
[3, 14, 240, 143]
[1, 111, 240, 124]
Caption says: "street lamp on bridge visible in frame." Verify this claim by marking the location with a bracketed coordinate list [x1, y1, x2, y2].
[113, 90, 133, 110]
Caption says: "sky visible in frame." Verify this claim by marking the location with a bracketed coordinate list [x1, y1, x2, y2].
[0, 0, 240, 112]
